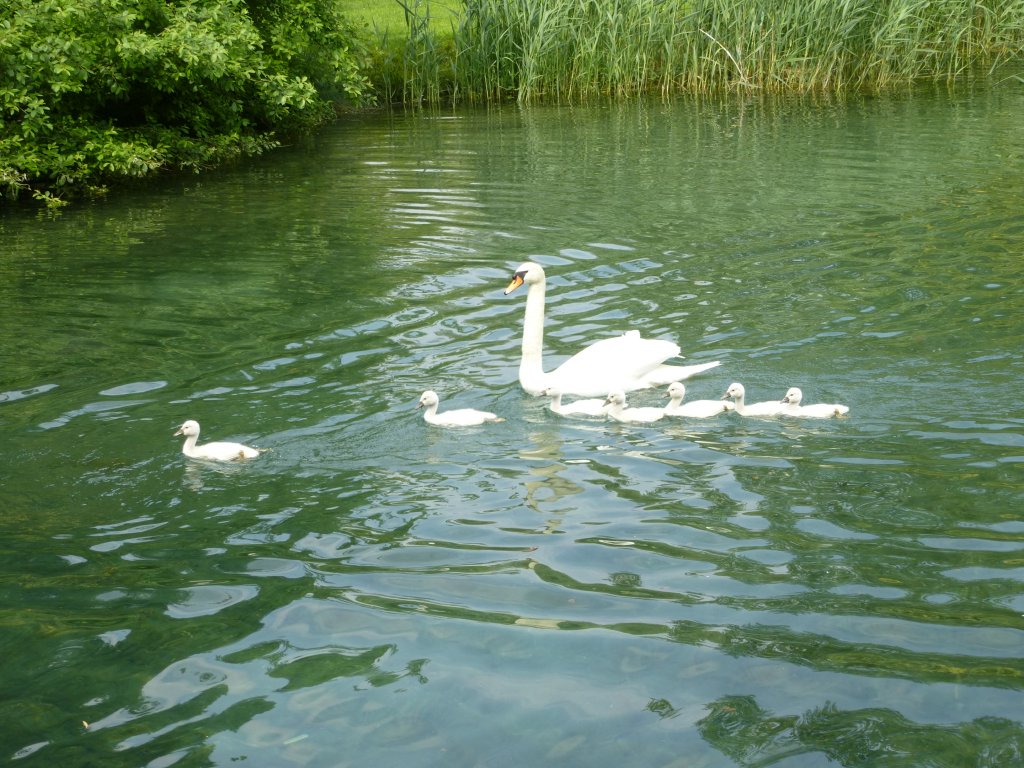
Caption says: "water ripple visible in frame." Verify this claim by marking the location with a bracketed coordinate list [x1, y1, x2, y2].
[3, 91, 1024, 768]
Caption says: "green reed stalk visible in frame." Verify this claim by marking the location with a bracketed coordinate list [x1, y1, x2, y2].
[390, 0, 1024, 104]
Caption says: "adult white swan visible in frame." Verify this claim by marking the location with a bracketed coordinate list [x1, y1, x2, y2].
[504, 262, 720, 397]
[174, 420, 264, 461]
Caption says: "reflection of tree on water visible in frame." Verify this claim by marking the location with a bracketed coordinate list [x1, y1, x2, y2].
[646, 697, 681, 720]
[668, 620, 1021, 691]
[519, 429, 585, 535]
[261, 643, 428, 692]
[698, 694, 1024, 767]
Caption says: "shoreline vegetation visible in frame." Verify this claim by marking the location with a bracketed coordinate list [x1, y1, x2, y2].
[2, 0, 1023, 207]
[371, 0, 1024, 104]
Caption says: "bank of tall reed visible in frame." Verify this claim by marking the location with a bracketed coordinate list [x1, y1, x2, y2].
[391, 0, 1024, 103]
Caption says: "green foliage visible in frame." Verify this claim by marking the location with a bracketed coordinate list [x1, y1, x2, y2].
[0, 0, 370, 204]
[246, 0, 370, 102]
[381, 0, 1024, 104]
[338, 0, 461, 106]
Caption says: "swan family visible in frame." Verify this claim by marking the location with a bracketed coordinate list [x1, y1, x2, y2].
[413, 263, 847, 428]
[417, 380, 848, 428]
[175, 261, 848, 454]
[503, 262, 721, 396]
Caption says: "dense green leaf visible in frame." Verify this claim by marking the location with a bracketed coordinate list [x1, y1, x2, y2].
[0, 0, 369, 204]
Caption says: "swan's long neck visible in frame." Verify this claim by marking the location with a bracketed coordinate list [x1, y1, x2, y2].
[182, 434, 199, 456]
[732, 392, 746, 415]
[519, 279, 547, 391]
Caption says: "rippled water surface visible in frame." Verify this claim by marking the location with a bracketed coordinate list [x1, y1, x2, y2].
[2, 87, 1023, 767]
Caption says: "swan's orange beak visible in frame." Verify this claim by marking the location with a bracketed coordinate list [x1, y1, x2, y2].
[504, 273, 524, 295]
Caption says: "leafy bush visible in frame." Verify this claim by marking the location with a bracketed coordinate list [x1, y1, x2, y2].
[0, 0, 369, 204]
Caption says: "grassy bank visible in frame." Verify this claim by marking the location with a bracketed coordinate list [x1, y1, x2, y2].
[349, 0, 1024, 104]
[340, 0, 462, 103]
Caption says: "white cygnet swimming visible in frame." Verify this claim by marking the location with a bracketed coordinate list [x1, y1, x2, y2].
[604, 390, 665, 423]
[777, 387, 804, 416]
[780, 387, 850, 418]
[543, 386, 608, 417]
[663, 382, 732, 418]
[174, 420, 263, 461]
[417, 390, 504, 427]
[504, 261, 720, 396]
[721, 383, 784, 417]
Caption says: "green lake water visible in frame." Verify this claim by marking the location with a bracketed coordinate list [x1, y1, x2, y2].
[2, 85, 1023, 767]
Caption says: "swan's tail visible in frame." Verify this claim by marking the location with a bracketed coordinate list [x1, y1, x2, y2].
[644, 360, 721, 385]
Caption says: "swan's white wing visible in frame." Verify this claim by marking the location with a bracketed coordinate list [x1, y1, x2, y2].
[558, 332, 680, 378]
[674, 399, 729, 418]
[548, 333, 680, 396]
[610, 406, 665, 423]
[429, 408, 502, 427]
[743, 401, 784, 416]
[194, 440, 261, 460]
[642, 360, 721, 386]
[797, 403, 849, 418]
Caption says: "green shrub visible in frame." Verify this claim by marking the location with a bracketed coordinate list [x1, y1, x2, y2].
[0, 0, 369, 204]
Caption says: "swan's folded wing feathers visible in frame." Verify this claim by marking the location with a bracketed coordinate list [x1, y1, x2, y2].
[643, 360, 720, 385]
[554, 334, 680, 382]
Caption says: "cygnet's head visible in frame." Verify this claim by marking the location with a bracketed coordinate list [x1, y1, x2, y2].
[667, 382, 686, 399]
[722, 383, 744, 401]
[542, 386, 562, 397]
[504, 261, 545, 295]
[174, 420, 200, 437]
[417, 391, 439, 409]
[782, 387, 803, 405]
[605, 391, 627, 407]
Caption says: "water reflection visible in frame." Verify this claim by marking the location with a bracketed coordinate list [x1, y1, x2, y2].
[518, 428, 586, 535]
[698, 694, 1024, 767]
[180, 458, 250, 491]
[2, 88, 1023, 766]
